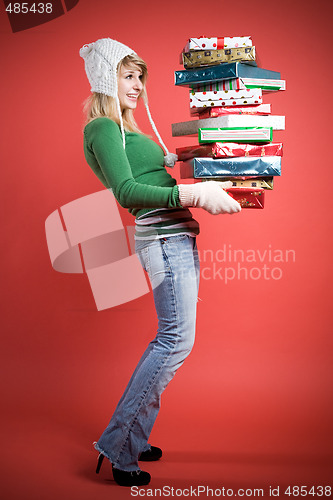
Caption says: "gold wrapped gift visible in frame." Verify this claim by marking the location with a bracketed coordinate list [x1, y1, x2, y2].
[203, 177, 274, 190]
[182, 46, 256, 69]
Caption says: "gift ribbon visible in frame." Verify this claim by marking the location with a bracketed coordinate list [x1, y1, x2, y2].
[188, 36, 224, 50]
[216, 37, 224, 49]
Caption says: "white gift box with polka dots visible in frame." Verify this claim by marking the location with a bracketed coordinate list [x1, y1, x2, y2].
[184, 36, 253, 52]
[190, 88, 263, 109]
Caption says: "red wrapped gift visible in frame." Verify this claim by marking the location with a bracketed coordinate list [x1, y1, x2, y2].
[176, 144, 215, 161]
[213, 142, 283, 158]
[192, 104, 271, 118]
[177, 142, 283, 161]
[225, 187, 265, 208]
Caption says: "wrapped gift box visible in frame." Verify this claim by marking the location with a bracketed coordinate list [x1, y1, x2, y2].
[199, 177, 274, 189]
[240, 77, 286, 91]
[213, 142, 283, 157]
[190, 88, 262, 109]
[191, 78, 285, 92]
[191, 78, 244, 91]
[179, 164, 274, 190]
[182, 157, 281, 177]
[223, 177, 274, 189]
[176, 144, 215, 161]
[224, 187, 265, 208]
[176, 143, 283, 160]
[172, 115, 284, 136]
[191, 104, 271, 117]
[198, 127, 273, 143]
[175, 62, 281, 86]
[182, 47, 256, 69]
[184, 36, 253, 52]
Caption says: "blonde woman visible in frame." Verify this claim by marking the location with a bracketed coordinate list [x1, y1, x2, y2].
[80, 38, 241, 488]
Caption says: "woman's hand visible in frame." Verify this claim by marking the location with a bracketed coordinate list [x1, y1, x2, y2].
[178, 181, 242, 215]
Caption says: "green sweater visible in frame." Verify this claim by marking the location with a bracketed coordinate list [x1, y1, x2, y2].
[83, 117, 182, 219]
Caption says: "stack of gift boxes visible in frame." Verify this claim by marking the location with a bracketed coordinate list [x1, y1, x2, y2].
[173, 36, 286, 209]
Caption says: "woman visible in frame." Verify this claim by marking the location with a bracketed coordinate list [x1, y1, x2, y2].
[80, 38, 241, 487]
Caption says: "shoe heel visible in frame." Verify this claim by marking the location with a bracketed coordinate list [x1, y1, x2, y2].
[96, 453, 105, 474]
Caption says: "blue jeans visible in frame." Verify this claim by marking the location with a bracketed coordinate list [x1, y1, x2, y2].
[94, 234, 200, 471]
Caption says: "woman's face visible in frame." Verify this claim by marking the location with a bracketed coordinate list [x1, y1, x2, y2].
[118, 63, 144, 112]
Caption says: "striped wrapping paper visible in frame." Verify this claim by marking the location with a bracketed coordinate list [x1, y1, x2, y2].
[191, 79, 244, 92]
[198, 127, 273, 143]
[191, 103, 271, 117]
[190, 78, 285, 93]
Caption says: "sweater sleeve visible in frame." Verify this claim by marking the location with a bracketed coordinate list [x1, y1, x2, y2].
[84, 118, 181, 209]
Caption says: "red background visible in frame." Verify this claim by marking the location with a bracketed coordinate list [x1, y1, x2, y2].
[1, 0, 332, 498]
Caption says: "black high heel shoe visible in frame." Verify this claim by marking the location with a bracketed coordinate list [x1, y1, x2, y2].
[112, 466, 151, 487]
[139, 446, 162, 462]
[96, 453, 151, 487]
[96, 453, 105, 474]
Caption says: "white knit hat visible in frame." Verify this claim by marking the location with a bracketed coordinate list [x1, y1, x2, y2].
[80, 38, 177, 167]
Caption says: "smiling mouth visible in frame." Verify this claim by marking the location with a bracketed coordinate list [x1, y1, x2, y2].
[127, 94, 139, 100]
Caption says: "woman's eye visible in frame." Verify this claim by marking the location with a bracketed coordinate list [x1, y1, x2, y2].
[126, 75, 133, 79]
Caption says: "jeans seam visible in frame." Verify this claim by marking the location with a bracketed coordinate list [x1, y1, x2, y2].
[114, 347, 175, 467]
[145, 245, 151, 275]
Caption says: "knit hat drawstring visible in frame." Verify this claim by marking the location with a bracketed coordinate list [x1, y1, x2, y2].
[143, 96, 178, 167]
[80, 38, 177, 167]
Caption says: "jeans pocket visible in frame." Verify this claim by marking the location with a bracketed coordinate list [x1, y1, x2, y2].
[162, 234, 189, 244]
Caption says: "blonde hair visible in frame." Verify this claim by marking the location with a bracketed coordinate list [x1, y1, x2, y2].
[83, 54, 148, 133]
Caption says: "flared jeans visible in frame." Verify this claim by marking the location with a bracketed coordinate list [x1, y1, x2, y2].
[94, 234, 200, 471]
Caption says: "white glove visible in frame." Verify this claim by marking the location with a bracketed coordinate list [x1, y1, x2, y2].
[178, 181, 241, 215]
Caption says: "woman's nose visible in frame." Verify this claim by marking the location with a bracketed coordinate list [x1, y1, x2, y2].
[133, 77, 143, 90]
